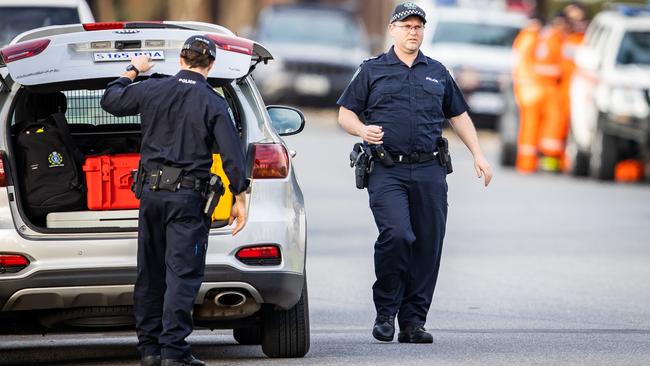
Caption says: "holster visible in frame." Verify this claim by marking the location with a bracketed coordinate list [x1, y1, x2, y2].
[436, 137, 453, 174]
[350, 143, 373, 189]
[203, 174, 225, 217]
[130, 161, 145, 199]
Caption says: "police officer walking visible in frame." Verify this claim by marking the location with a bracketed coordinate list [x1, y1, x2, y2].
[102, 36, 248, 366]
[338, 3, 493, 343]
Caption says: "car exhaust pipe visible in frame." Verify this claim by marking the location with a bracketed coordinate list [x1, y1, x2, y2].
[214, 291, 247, 308]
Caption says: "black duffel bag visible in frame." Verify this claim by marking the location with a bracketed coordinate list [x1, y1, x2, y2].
[13, 112, 86, 219]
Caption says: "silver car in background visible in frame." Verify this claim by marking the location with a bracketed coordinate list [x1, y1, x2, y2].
[0, 0, 95, 46]
[0, 21, 309, 358]
[252, 3, 371, 106]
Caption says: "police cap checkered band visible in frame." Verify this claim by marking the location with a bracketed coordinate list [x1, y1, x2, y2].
[182, 35, 217, 59]
[390, 2, 426, 24]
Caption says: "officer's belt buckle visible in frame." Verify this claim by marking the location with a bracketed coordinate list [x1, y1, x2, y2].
[409, 152, 420, 163]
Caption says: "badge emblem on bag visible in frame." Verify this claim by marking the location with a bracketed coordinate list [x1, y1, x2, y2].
[48, 151, 64, 167]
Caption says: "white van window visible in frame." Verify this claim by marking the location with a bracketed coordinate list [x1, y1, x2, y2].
[616, 31, 650, 65]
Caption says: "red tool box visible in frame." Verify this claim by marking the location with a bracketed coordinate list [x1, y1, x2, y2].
[83, 153, 140, 210]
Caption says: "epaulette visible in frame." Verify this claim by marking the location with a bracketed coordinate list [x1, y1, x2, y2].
[362, 54, 382, 64]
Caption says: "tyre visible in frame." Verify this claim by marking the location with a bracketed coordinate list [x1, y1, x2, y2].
[261, 282, 310, 358]
[589, 126, 618, 181]
[565, 130, 589, 177]
[233, 327, 262, 345]
[499, 142, 517, 167]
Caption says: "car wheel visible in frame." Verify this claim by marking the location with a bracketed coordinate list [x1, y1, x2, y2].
[565, 130, 589, 177]
[261, 282, 310, 358]
[233, 327, 262, 345]
[589, 126, 618, 181]
[499, 142, 517, 167]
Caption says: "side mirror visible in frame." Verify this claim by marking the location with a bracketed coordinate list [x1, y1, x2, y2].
[266, 105, 305, 136]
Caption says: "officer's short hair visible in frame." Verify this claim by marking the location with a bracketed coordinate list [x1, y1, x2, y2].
[180, 41, 213, 69]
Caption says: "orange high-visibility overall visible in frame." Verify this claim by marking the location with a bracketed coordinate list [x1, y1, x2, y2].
[535, 26, 566, 163]
[513, 25, 543, 173]
[556, 31, 584, 169]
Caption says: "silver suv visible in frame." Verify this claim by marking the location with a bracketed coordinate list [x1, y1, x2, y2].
[0, 21, 309, 358]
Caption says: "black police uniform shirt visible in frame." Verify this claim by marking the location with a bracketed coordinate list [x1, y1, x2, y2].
[101, 69, 247, 194]
[337, 47, 469, 156]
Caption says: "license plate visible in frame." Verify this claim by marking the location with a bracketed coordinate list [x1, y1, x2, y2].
[294, 74, 330, 96]
[93, 50, 165, 62]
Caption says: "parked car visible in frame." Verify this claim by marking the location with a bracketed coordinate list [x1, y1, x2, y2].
[0, 21, 309, 358]
[0, 0, 95, 46]
[252, 4, 371, 106]
[415, 4, 526, 129]
[567, 7, 650, 180]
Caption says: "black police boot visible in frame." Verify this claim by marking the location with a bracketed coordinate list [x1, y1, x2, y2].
[141, 355, 161, 366]
[372, 315, 395, 342]
[161, 355, 205, 366]
[397, 325, 434, 343]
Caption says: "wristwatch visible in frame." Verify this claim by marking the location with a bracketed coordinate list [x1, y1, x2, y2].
[125, 64, 140, 76]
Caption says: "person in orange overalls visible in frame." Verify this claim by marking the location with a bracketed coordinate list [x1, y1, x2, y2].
[534, 13, 568, 172]
[513, 14, 545, 173]
[559, 3, 589, 171]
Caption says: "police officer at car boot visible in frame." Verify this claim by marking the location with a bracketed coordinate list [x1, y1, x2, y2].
[101, 35, 249, 366]
[338, 3, 493, 343]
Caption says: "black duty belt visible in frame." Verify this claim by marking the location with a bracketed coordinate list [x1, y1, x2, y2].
[390, 151, 439, 164]
[144, 173, 208, 192]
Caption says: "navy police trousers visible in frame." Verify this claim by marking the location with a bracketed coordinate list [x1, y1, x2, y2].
[367, 159, 448, 329]
[133, 186, 210, 360]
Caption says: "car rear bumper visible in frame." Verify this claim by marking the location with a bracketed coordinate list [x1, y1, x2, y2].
[0, 265, 304, 312]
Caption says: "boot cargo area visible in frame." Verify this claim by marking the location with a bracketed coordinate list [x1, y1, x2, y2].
[6, 84, 240, 233]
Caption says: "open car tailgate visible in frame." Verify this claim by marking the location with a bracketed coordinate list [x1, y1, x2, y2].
[0, 21, 273, 85]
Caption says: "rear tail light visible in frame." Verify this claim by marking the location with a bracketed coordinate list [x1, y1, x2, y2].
[0, 150, 6, 187]
[83, 22, 126, 31]
[252, 144, 289, 179]
[0, 254, 30, 273]
[0, 39, 50, 63]
[236, 245, 281, 266]
[204, 34, 253, 56]
[83, 22, 163, 31]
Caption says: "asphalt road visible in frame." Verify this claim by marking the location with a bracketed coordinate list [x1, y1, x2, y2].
[2, 109, 650, 365]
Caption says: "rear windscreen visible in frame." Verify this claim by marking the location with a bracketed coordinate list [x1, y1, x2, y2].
[0, 7, 80, 46]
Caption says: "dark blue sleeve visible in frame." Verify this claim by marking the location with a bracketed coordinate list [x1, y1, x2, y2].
[336, 63, 370, 115]
[100, 77, 144, 116]
[212, 100, 248, 195]
[442, 69, 469, 119]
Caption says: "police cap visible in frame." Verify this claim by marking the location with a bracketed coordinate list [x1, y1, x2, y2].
[182, 35, 217, 59]
[390, 2, 427, 24]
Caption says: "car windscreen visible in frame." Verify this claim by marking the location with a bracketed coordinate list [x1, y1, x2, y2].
[0, 6, 80, 46]
[616, 31, 650, 65]
[258, 9, 361, 48]
[432, 21, 520, 47]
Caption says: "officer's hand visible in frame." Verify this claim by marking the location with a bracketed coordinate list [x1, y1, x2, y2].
[229, 192, 248, 236]
[359, 125, 383, 145]
[474, 154, 493, 187]
[130, 55, 155, 74]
